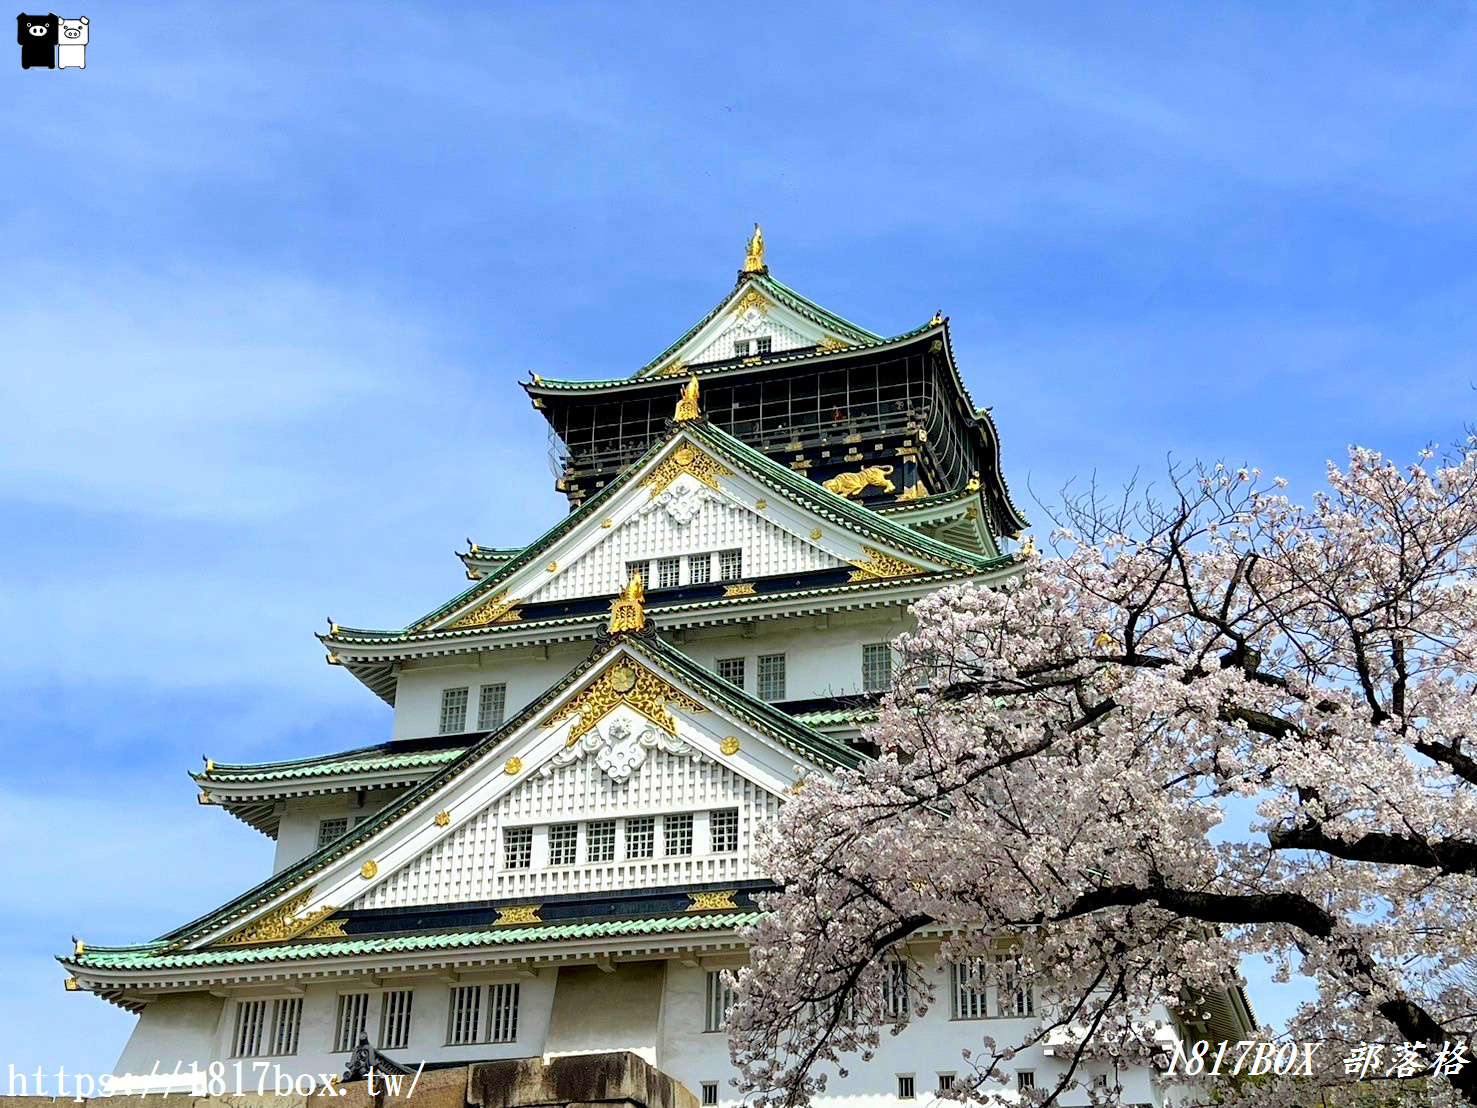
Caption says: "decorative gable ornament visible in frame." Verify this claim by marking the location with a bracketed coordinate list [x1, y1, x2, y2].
[650, 482, 713, 525]
[539, 717, 704, 784]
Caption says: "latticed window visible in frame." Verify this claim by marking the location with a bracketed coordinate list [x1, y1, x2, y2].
[756, 336, 772, 355]
[317, 817, 348, 847]
[625, 559, 648, 585]
[549, 823, 578, 866]
[626, 816, 655, 859]
[718, 548, 743, 580]
[657, 556, 681, 589]
[704, 971, 735, 1032]
[503, 826, 532, 870]
[710, 808, 739, 853]
[478, 683, 507, 729]
[732, 340, 750, 357]
[757, 653, 786, 701]
[665, 812, 694, 856]
[862, 643, 893, 693]
[448, 984, 481, 1045]
[882, 958, 910, 1022]
[487, 983, 520, 1043]
[587, 819, 616, 863]
[439, 687, 469, 734]
[333, 992, 371, 1052]
[689, 553, 712, 584]
[232, 997, 301, 1057]
[716, 657, 745, 689]
[380, 989, 413, 1051]
[951, 958, 989, 1020]
[448, 982, 518, 1044]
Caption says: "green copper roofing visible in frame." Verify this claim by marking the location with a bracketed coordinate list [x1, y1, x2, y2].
[68, 912, 761, 972]
[195, 744, 465, 785]
[791, 705, 879, 728]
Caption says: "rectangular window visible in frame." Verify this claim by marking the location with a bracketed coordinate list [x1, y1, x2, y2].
[732, 340, 750, 357]
[710, 808, 739, 853]
[625, 816, 655, 859]
[665, 812, 694, 856]
[996, 952, 1034, 1016]
[317, 817, 348, 847]
[716, 656, 746, 689]
[487, 982, 520, 1043]
[587, 819, 616, 863]
[704, 971, 734, 1032]
[882, 958, 910, 1022]
[937, 1074, 955, 1092]
[439, 687, 469, 734]
[701, 1081, 719, 1106]
[718, 548, 743, 581]
[625, 559, 648, 585]
[448, 984, 481, 1045]
[549, 823, 578, 866]
[951, 959, 988, 1020]
[897, 1075, 916, 1100]
[380, 989, 413, 1051]
[862, 643, 893, 693]
[503, 826, 532, 870]
[233, 997, 301, 1058]
[333, 992, 371, 1053]
[688, 553, 712, 584]
[1017, 1071, 1035, 1091]
[756, 336, 772, 355]
[657, 556, 681, 589]
[477, 683, 507, 730]
[757, 653, 786, 702]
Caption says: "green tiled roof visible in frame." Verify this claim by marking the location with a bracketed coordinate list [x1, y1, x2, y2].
[196, 745, 465, 784]
[69, 912, 761, 971]
[791, 705, 878, 728]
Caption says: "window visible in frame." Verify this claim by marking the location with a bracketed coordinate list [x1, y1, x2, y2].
[897, 1075, 916, 1100]
[756, 336, 772, 355]
[689, 553, 711, 584]
[665, 812, 694, 856]
[487, 982, 520, 1043]
[625, 559, 648, 585]
[232, 997, 301, 1058]
[862, 643, 893, 693]
[701, 1081, 719, 1106]
[718, 548, 743, 581]
[937, 1074, 956, 1092]
[317, 817, 348, 847]
[587, 819, 616, 863]
[503, 826, 532, 869]
[950, 956, 1032, 1018]
[1016, 1071, 1035, 1091]
[657, 556, 681, 589]
[448, 984, 481, 1045]
[882, 958, 910, 1022]
[477, 683, 507, 730]
[380, 989, 413, 1051]
[716, 657, 746, 689]
[757, 653, 786, 701]
[626, 816, 655, 859]
[333, 992, 371, 1052]
[439, 687, 469, 734]
[549, 823, 578, 866]
[710, 809, 739, 853]
[733, 340, 749, 357]
[996, 951, 1034, 1016]
[704, 971, 734, 1032]
[951, 959, 989, 1020]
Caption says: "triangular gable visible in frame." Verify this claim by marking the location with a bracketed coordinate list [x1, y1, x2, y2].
[172, 635, 858, 951]
[404, 421, 993, 637]
[635, 273, 882, 378]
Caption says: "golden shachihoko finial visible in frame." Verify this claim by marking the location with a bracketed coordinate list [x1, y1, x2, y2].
[674, 374, 701, 422]
[609, 571, 647, 634]
[743, 223, 765, 272]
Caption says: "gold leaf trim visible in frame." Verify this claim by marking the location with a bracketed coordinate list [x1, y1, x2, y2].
[445, 589, 523, 631]
[435, 809, 452, 827]
[542, 658, 706, 745]
[218, 889, 339, 947]
[732, 287, 772, 316]
[817, 335, 849, 352]
[642, 443, 734, 499]
[687, 890, 739, 912]
[723, 583, 755, 597]
[504, 756, 523, 775]
[299, 916, 348, 940]
[720, 736, 740, 756]
[495, 904, 542, 926]
[848, 546, 927, 583]
[360, 860, 378, 880]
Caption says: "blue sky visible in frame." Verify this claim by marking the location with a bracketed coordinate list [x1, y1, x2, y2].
[4, 0, 1476, 1076]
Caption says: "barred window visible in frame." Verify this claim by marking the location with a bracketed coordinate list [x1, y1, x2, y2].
[704, 971, 735, 1032]
[716, 657, 746, 689]
[317, 817, 348, 847]
[477, 683, 507, 730]
[448, 984, 481, 1045]
[380, 989, 413, 1051]
[951, 958, 989, 1020]
[996, 952, 1034, 1016]
[710, 808, 739, 853]
[665, 812, 694, 856]
[689, 553, 712, 584]
[1017, 1071, 1035, 1091]
[937, 1074, 955, 1092]
[487, 983, 520, 1043]
[587, 819, 616, 863]
[503, 826, 532, 870]
[862, 643, 893, 693]
[882, 958, 910, 1022]
[625, 816, 655, 859]
[657, 556, 681, 589]
[232, 997, 301, 1058]
[549, 823, 578, 866]
[439, 687, 469, 734]
[333, 992, 371, 1053]
[447, 983, 518, 1045]
[701, 1082, 719, 1106]
[718, 548, 743, 581]
[897, 1075, 916, 1100]
[757, 653, 786, 701]
[625, 559, 648, 585]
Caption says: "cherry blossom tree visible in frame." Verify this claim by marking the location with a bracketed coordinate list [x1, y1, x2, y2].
[728, 443, 1477, 1107]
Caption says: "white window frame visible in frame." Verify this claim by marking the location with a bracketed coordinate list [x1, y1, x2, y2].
[586, 819, 616, 863]
[439, 686, 469, 734]
[688, 553, 712, 584]
[502, 826, 532, 870]
[446, 982, 517, 1045]
[718, 548, 743, 581]
[862, 642, 893, 693]
[548, 822, 578, 867]
[701, 1081, 719, 1106]
[380, 988, 413, 1051]
[710, 808, 739, 853]
[757, 653, 786, 701]
[477, 683, 507, 730]
[664, 812, 694, 856]
[333, 991, 372, 1053]
[317, 817, 348, 847]
[231, 996, 302, 1058]
[715, 656, 746, 689]
[882, 957, 910, 1023]
[625, 815, 655, 859]
[703, 971, 734, 1032]
[897, 1074, 916, 1100]
[656, 556, 681, 589]
[447, 983, 482, 1045]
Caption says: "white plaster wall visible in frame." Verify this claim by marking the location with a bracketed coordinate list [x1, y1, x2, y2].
[114, 992, 226, 1081]
[274, 794, 394, 873]
[390, 643, 591, 740]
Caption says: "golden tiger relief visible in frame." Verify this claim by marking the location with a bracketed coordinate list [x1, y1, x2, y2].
[822, 465, 896, 498]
